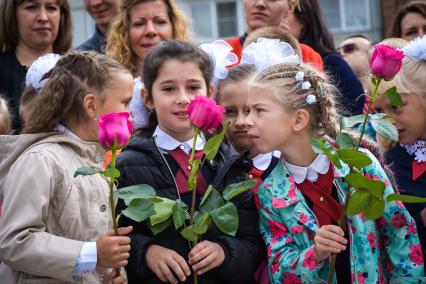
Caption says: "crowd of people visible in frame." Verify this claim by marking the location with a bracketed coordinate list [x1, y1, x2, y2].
[0, 0, 425, 283]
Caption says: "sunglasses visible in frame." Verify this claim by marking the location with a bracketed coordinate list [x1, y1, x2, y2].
[337, 43, 358, 54]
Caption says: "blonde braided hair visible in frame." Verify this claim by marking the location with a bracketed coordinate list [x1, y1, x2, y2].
[251, 62, 341, 139]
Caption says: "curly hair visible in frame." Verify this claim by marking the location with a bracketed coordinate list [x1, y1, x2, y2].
[106, 0, 189, 77]
[23, 51, 131, 134]
[251, 62, 341, 140]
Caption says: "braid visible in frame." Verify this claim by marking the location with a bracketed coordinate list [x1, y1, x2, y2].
[23, 50, 130, 134]
[253, 62, 341, 139]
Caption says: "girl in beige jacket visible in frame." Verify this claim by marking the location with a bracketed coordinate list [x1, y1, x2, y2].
[0, 51, 134, 284]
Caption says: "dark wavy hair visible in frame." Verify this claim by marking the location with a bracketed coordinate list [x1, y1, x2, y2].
[293, 0, 336, 56]
[139, 40, 213, 137]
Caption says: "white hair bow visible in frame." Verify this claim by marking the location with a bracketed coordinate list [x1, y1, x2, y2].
[241, 38, 300, 71]
[200, 40, 238, 87]
[25, 53, 61, 91]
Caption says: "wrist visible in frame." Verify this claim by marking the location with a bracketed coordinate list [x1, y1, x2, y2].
[421, 208, 426, 227]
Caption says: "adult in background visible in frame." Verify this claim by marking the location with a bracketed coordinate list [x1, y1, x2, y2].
[225, 0, 324, 72]
[106, 0, 189, 128]
[77, 0, 120, 53]
[284, 0, 365, 115]
[338, 35, 373, 94]
[0, 0, 72, 132]
[390, 1, 426, 41]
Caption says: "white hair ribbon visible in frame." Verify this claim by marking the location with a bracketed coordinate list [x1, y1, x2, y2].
[200, 40, 238, 88]
[25, 53, 61, 91]
[241, 38, 300, 71]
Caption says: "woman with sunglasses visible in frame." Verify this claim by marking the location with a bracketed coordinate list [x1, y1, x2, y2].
[283, 0, 365, 116]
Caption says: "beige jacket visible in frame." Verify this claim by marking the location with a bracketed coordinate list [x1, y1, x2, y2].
[0, 133, 112, 283]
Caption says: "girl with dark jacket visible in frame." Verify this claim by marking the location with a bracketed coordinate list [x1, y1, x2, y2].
[116, 40, 261, 284]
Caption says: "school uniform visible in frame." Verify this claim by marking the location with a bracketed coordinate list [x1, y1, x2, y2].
[115, 127, 261, 284]
[256, 150, 425, 283]
[384, 142, 426, 251]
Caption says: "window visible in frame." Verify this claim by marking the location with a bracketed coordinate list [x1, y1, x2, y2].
[217, 2, 238, 38]
[70, 0, 95, 47]
[179, 0, 242, 43]
[320, 0, 370, 31]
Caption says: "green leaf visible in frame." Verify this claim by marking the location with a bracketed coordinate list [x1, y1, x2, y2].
[311, 138, 327, 154]
[336, 133, 355, 149]
[370, 114, 398, 141]
[367, 180, 386, 198]
[345, 173, 367, 189]
[210, 202, 238, 237]
[311, 139, 342, 169]
[176, 199, 189, 210]
[200, 186, 224, 213]
[74, 166, 102, 177]
[223, 179, 258, 201]
[386, 194, 426, 203]
[122, 199, 156, 222]
[114, 184, 156, 206]
[383, 86, 403, 107]
[150, 198, 176, 226]
[341, 115, 364, 129]
[149, 218, 172, 235]
[204, 126, 226, 160]
[363, 197, 385, 220]
[187, 159, 201, 191]
[102, 167, 121, 179]
[337, 149, 372, 168]
[193, 212, 211, 234]
[347, 189, 371, 216]
[180, 225, 199, 241]
[172, 203, 186, 230]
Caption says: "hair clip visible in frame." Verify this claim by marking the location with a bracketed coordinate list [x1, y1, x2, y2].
[199, 40, 238, 90]
[294, 71, 316, 104]
[25, 53, 61, 92]
[403, 35, 426, 61]
[241, 38, 300, 71]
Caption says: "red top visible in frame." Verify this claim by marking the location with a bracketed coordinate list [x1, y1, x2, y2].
[225, 36, 324, 72]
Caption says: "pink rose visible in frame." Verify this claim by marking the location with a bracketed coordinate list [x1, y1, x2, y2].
[98, 112, 133, 149]
[188, 96, 225, 130]
[370, 44, 404, 81]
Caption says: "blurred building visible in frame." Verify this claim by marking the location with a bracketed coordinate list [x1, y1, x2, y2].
[70, 0, 409, 47]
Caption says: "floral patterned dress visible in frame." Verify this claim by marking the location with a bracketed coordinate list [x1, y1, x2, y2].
[256, 150, 426, 283]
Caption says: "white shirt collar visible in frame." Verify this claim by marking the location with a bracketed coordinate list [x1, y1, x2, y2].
[252, 151, 281, 171]
[54, 123, 81, 141]
[284, 154, 330, 184]
[153, 126, 205, 154]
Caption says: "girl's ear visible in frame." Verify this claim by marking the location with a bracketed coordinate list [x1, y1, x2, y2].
[142, 88, 154, 109]
[288, 0, 298, 13]
[82, 93, 97, 119]
[292, 108, 310, 132]
[208, 83, 215, 99]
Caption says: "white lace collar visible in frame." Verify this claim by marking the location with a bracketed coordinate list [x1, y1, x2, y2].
[402, 140, 426, 162]
[153, 126, 205, 155]
[284, 154, 330, 184]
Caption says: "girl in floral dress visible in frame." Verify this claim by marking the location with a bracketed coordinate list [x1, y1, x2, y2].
[244, 59, 425, 283]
